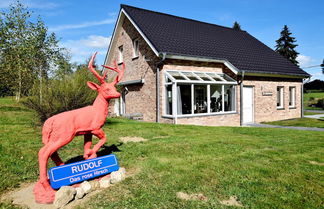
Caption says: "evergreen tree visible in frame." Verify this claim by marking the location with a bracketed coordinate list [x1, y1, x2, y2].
[232, 21, 241, 30]
[275, 25, 299, 66]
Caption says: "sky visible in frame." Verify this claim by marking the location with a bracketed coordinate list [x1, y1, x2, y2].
[1, 0, 323, 80]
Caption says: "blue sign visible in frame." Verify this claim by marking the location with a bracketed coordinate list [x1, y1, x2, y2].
[48, 154, 119, 189]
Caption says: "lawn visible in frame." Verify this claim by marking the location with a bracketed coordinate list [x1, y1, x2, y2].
[304, 91, 324, 110]
[0, 97, 323, 208]
[304, 111, 322, 116]
[264, 117, 324, 129]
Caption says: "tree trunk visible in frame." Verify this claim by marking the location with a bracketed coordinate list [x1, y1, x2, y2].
[39, 67, 43, 104]
[16, 70, 22, 101]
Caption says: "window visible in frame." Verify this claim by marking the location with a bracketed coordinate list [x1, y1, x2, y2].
[166, 85, 172, 115]
[164, 70, 237, 117]
[194, 85, 207, 113]
[277, 86, 284, 109]
[132, 39, 139, 58]
[224, 85, 235, 111]
[178, 85, 192, 114]
[289, 87, 296, 108]
[118, 45, 123, 63]
[210, 85, 222, 112]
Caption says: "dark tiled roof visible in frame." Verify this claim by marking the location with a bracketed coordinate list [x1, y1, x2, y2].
[121, 4, 309, 77]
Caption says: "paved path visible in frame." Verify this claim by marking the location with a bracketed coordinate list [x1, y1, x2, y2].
[305, 110, 324, 114]
[304, 114, 324, 119]
[245, 123, 324, 132]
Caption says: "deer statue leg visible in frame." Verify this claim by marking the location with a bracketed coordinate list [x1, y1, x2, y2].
[50, 151, 64, 166]
[34, 136, 73, 204]
[89, 129, 107, 159]
[83, 133, 93, 160]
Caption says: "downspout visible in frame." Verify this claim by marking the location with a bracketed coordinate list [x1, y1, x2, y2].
[156, 52, 166, 123]
[301, 79, 304, 118]
[300, 77, 310, 118]
[301, 77, 310, 118]
[238, 71, 245, 126]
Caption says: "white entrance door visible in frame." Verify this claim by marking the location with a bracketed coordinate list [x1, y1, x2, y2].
[243, 86, 254, 124]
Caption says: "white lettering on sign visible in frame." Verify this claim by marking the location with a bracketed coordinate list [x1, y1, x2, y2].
[81, 173, 93, 180]
[94, 169, 108, 175]
[71, 160, 103, 174]
[69, 176, 81, 183]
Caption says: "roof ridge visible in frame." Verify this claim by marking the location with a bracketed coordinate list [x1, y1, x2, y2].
[121, 4, 246, 33]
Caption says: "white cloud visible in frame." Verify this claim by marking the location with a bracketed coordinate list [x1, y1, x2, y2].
[305, 69, 324, 81]
[49, 18, 115, 32]
[61, 35, 111, 64]
[0, 0, 57, 9]
[296, 54, 313, 68]
[80, 35, 111, 48]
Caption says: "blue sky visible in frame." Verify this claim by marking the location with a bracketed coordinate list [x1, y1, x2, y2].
[1, 0, 323, 80]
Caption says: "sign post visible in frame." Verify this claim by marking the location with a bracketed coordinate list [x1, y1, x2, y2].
[48, 154, 119, 189]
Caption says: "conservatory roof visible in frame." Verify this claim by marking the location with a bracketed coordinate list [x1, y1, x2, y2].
[165, 70, 237, 84]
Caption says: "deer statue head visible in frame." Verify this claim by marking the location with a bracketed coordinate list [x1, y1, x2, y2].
[87, 52, 125, 100]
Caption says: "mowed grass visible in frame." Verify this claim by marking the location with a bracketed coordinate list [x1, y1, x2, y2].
[304, 91, 324, 110]
[264, 117, 324, 128]
[0, 98, 323, 209]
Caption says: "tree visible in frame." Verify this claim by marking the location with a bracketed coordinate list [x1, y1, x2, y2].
[0, 1, 67, 100]
[275, 25, 299, 66]
[232, 21, 241, 30]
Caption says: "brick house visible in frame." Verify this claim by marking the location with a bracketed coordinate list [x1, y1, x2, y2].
[104, 4, 310, 126]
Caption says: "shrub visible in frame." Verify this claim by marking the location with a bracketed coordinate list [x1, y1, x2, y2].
[315, 98, 324, 109]
[21, 69, 99, 123]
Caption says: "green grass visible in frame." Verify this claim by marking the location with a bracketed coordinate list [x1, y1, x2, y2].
[304, 92, 324, 110]
[304, 111, 322, 116]
[0, 98, 323, 209]
[264, 117, 324, 129]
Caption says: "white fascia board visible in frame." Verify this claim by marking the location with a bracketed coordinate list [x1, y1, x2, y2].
[243, 71, 308, 79]
[165, 54, 239, 75]
[121, 9, 159, 56]
[173, 80, 237, 85]
[104, 9, 160, 66]
[104, 9, 124, 66]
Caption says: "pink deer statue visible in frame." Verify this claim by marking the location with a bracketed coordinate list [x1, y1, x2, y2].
[33, 52, 125, 204]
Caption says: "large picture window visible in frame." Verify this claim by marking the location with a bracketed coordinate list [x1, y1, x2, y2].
[164, 71, 237, 117]
[210, 85, 222, 112]
[194, 85, 207, 113]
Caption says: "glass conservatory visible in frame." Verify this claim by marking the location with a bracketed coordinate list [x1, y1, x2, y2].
[164, 70, 238, 117]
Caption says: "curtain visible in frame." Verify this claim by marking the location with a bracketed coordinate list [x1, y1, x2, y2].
[177, 86, 182, 114]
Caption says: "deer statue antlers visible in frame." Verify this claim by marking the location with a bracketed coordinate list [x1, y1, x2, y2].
[102, 61, 125, 85]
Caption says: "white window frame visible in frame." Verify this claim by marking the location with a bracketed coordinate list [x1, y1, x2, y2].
[118, 45, 123, 63]
[132, 38, 139, 58]
[289, 86, 296, 108]
[163, 70, 237, 118]
[277, 86, 284, 109]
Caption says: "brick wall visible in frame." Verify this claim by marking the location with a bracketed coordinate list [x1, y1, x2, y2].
[243, 77, 302, 123]
[106, 17, 159, 122]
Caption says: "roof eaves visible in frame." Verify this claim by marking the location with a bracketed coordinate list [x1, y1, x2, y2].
[243, 69, 310, 78]
[121, 7, 160, 56]
[103, 7, 123, 67]
[163, 53, 240, 75]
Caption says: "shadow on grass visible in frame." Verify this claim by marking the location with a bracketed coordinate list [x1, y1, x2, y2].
[64, 143, 123, 164]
